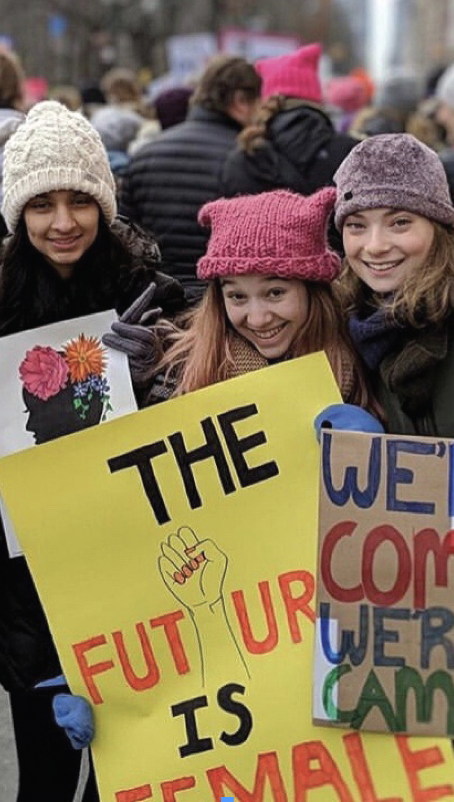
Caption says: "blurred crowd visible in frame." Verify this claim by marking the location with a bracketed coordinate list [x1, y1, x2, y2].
[3, 41, 454, 271]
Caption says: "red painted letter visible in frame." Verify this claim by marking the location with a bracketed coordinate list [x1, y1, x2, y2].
[72, 635, 114, 705]
[293, 740, 354, 802]
[396, 735, 454, 802]
[232, 582, 279, 654]
[279, 570, 315, 642]
[413, 528, 454, 610]
[321, 521, 363, 602]
[115, 785, 152, 801]
[207, 752, 287, 801]
[113, 622, 160, 691]
[161, 777, 196, 801]
[362, 525, 411, 606]
[150, 611, 190, 675]
[344, 732, 402, 802]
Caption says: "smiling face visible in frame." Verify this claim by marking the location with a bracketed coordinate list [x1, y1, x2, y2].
[220, 274, 310, 359]
[342, 208, 435, 294]
[23, 189, 100, 279]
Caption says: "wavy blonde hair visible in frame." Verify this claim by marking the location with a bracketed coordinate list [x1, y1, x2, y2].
[152, 280, 373, 408]
[339, 222, 454, 327]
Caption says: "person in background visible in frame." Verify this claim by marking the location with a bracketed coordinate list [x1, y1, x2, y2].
[120, 55, 261, 305]
[324, 73, 369, 134]
[434, 63, 454, 201]
[221, 43, 358, 256]
[333, 132, 454, 437]
[91, 104, 144, 193]
[0, 99, 184, 802]
[80, 84, 106, 120]
[154, 85, 194, 130]
[0, 46, 26, 238]
[348, 104, 406, 139]
[222, 44, 357, 202]
[48, 84, 82, 112]
[100, 66, 144, 114]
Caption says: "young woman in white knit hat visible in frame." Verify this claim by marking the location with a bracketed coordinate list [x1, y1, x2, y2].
[0, 100, 185, 802]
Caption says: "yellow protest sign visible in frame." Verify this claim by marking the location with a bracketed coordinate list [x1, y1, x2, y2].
[0, 353, 453, 801]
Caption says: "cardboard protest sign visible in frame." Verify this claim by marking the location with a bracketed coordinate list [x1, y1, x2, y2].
[0, 310, 136, 556]
[0, 355, 454, 801]
[314, 429, 454, 738]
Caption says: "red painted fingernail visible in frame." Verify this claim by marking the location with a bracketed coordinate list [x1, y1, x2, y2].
[182, 564, 192, 578]
[195, 552, 206, 564]
[173, 571, 185, 584]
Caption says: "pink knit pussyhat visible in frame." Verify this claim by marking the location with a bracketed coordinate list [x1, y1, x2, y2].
[256, 43, 322, 102]
[196, 187, 340, 283]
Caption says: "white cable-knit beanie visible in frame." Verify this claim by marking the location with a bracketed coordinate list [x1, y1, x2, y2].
[2, 100, 117, 232]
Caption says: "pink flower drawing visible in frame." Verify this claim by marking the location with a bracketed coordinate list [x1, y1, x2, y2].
[19, 346, 69, 400]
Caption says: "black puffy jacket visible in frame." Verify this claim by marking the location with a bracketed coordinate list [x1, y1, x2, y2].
[119, 105, 244, 304]
[0, 219, 185, 691]
[222, 103, 358, 254]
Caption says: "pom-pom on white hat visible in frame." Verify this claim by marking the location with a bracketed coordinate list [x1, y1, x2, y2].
[2, 100, 117, 232]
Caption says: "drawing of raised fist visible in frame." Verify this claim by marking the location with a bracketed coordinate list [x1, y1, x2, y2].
[158, 525, 228, 612]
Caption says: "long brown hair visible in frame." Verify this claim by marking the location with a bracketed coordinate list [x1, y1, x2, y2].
[152, 279, 373, 407]
[339, 222, 454, 327]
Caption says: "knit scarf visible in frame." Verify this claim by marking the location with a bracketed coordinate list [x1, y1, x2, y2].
[225, 331, 355, 402]
[225, 332, 269, 378]
[349, 307, 449, 416]
[348, 307, 403, 371]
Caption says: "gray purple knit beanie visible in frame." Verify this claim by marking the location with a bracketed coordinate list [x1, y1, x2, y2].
[334, 133, 454, 231]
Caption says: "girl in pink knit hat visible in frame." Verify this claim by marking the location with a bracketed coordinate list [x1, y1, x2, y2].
[104, 187, 375, 411]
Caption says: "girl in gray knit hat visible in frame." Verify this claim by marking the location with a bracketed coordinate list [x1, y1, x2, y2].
[0, 100, 185, 802]
[333, 131, 454, 437]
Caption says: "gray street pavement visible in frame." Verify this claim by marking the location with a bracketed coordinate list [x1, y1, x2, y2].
[0, 686, 17, 800]
[0, 685, 88, 801]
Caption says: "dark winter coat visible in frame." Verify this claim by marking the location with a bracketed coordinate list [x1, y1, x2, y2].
[0, 218, 185, 692]
[119, 105, 244, 304]
[222, 103, 357, 197]
[222, 103, 357, 253]
[372, 317, 454, 438]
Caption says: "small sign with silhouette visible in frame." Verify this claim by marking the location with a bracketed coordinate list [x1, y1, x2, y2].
[0, 309, 137, 556]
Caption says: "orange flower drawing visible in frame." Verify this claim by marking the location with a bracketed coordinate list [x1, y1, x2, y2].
[63, 334, 106, 383]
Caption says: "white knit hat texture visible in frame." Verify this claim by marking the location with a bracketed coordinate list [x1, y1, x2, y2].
[2, 100, 117, 232]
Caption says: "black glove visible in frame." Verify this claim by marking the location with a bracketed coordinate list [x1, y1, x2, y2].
[102, 282, 162, 383]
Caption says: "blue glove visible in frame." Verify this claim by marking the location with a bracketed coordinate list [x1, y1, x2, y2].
[52, 693, 94, 750]
[314, 403, 384, 442]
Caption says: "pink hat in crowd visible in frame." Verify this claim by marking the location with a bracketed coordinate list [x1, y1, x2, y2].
[324, 75, 368, 113]
[255, 43, 323, 103]
[196, 187, 340, 283]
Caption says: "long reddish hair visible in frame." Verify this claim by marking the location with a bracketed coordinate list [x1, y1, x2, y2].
[153, 279, 374, 408]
